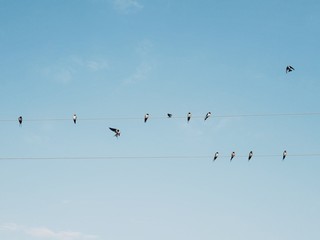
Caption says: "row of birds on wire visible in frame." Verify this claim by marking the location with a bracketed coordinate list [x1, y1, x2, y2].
[16, 64, 295, 138]
[17, 114, 290, 161]
[213, 150, 288, 162]
[17, 112, 211, 137]
[109, 112, 207, 137]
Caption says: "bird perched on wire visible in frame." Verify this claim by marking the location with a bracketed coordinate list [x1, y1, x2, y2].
[286, 65, 295, 73]
[204, 112, 211, 121]
[230, 151, 235, 161]
[167, 113, 172, 118]
[248, 151, 253, 161]
[213, 152, 219, 161]
[109, 127, 121, 138]
[187, 112, 192, 122]
[283, 150, 287, 160]
[18, 116, 23, 126]
[144, 113, 149, 123]
[73, 114, 77, 124]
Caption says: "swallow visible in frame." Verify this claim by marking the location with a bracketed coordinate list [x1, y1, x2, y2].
[230, 151, 235, 161]
[213, 152, 219, 161]
[286, 65, 295, 73]
[167, 113, 172, 118]
[73, 114, 77, 124]
[18, 116, 23, 126]
[248, 151, 253, 161]
[144, 113, 149, 123]
[109, 127, 121, 138]
[187, 112, 192, 122]
[283, 150, 287, 160]
[204, 112, 211, 121]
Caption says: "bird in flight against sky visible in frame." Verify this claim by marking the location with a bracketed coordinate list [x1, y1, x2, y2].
[109, 127, 121, 138]
[204, 112, 211, 121]
[213, 152, 219, 161]
[167, 113, 172, 118]
[73, 114, 77, 124]
[18, 116, 23, 126]
[286, 65, 295, 73]
[248, 151, 253, 161]
[187, 112, 192, 122]
[283, 150, 287, 160]
[230, 151, 235, 161]
[144, 113, 149, 123]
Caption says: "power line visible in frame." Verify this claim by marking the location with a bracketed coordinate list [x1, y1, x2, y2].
[1, 112, 320, 122]
[0, 153, 319, 160]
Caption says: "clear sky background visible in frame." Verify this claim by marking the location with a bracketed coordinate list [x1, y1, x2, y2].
[0, 0, 320, 239]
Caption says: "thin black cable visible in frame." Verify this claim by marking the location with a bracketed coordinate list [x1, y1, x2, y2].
[0, 153, 319, 160]
[1, 112, 320, 122]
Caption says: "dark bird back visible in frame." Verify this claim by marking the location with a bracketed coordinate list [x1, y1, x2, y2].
[286, 65, 295, 73]
[18, 116, 23, 126]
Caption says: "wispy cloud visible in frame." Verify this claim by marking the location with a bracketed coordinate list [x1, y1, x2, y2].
[123, 39, 156, 85]
[123, 62, 154, 85]
[0, 223, 98, 240]
[37, 56, 109, 84]
[71, 56, 109, 72]
[135, 39, 153, 57]
[113, 0, 143, 14]
[0, 223, 19, 231]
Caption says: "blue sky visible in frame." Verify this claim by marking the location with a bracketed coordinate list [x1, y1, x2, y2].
[0, 0, 320, 239]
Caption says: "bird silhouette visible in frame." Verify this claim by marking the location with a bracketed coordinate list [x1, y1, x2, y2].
[283, 150, 287, 160]
[286, 65, 295, 73]
[109, 127, 120, 138]
[73, 114, 77, 124]
[109, 127, 121, 138]
[18, 116, 23, 126]
[248, 151, 253, 161]
[187, 112, 192, 122]
[204, 112, 211, 121]
[167, 113, 172, 118]
[230, 151, 235, 161]
[144, 113, 149, 123]
[213, 152, 219, 161]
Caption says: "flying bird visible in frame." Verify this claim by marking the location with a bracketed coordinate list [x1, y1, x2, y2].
[73, 114, 77, 124]
[248, 151, 253, 161]
[213, 152, 219, 161]
[144, 113, 149, 123]
[18, 116, 23, 126]
[286, 65, 295, 73]
[230, 151, 235, 161]
[283, 150, 287, 160]
[204, 112, 211, 121]
[167, 113, 172, 118]
[109, 127, 121, 138]
[187, 112, 192, 122]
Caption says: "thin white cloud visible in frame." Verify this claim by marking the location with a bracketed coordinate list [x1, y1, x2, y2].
[135, 39, 153, 57]
[70, 56, 109, 72]
[123, 61, 153, 85]
[0, 223, 19, 231]
[123, 39, 156, 85]
[0, 223, 98, 240]
[37, 56, 109, 84]
[113, 0, 143, 14]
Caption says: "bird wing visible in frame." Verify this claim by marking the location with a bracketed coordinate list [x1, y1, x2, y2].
[109, 127, 118, 133]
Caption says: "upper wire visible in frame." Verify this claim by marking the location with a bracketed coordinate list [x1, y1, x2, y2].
[1, 112, 320, 122]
